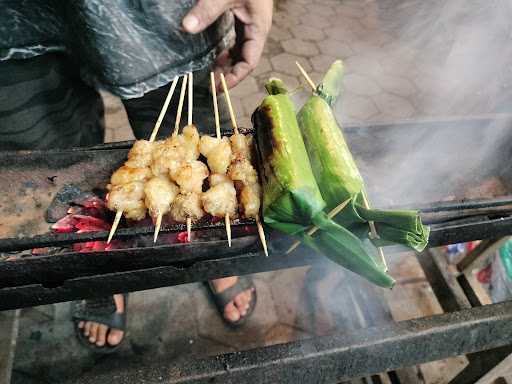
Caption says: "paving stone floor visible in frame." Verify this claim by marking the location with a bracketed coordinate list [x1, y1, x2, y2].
[10, 0, 512, 382]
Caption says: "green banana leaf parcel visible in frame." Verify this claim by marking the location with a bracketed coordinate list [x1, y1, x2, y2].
[298, 60, 429, 252]
[253, 82, 395, 288]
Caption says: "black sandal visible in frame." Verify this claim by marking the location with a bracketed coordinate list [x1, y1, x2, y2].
[207, 276, 257, 328]
[72, 294, 128, 354]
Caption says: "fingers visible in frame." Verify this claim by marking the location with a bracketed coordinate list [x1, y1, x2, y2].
[219, 1, 272, 88]
[224, 37, 265, 88]
[183, 0, 234, 34]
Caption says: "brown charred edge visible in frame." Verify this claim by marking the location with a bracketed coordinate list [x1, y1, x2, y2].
[252, 104, 275, 187]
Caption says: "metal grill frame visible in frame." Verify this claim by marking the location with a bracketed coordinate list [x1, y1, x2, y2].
[2, 117, 512, 383]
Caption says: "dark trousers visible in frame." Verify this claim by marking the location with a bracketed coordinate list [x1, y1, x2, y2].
[0, 53, 226, 151]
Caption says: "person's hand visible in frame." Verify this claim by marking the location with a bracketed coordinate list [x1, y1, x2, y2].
[183, 0, 273, 89]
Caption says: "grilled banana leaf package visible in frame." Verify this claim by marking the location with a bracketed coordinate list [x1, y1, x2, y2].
[298, 60, 429, 252]
[252, 82, 395, 288]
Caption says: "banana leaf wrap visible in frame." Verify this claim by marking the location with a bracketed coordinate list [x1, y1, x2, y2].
[298, 60, 429, 252]
[252, 83, 395, 288]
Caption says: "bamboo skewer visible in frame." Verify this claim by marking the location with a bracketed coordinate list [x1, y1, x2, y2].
[153, 214, 163, 243]
[107, 210, 123, 244]
[211, 72, 232, 246]
[186, 72, 195, 242]
[295, 63, 387, 270]
[286, 197, 352, 254]
[256, 216, 268, 256]
[225, 214, 232, 247]
[173, 74, 188, 136]
[188, 72, 193, 126]
[150, 76, 179, 142]
[211, 72, 221, 139]
[109, 76, 180, 244]
[219, 73, 239, 135]
[186, 217, 192, 241]
[152, 76, 180, 243]
[361, 191, 388, 272]
[219, 73, 268, 255]
[295, 61, 316, 92]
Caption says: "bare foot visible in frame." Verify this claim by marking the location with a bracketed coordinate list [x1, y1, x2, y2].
[77, 294, 125, 347]
[210, 276, 255, 322]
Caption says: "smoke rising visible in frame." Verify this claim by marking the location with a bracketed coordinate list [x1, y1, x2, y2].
[326, 0, 512, 207]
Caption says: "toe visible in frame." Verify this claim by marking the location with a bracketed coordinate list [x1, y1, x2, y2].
[96, 325, 108, 347]
[78, 321, 84, 329]
[89, 323, 99, 343]
[234, 292, 249, 317]
[83, 321, 92, 337]
[107, 329, 124, 346]
[223, 302, 240, 322]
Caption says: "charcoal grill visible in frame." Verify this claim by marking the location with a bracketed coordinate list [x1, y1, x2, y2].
[2, 117, 512, 383]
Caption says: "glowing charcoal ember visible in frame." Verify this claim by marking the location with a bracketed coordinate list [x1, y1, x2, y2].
[176, 231, 189, 243]
[51, 215, 78, 233]
[73, 215, 111, 231]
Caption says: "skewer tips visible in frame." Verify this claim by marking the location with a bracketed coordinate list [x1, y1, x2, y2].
[295, 61, 316, 92]
[186, 217, 192, 242]
[225, 213, 232, 247]
[153, 214, 163, 243]
[108, 210, 123, 244]
[256, 216, 269, 257]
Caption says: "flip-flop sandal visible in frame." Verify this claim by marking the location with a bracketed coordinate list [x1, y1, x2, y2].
[207, 276, 257, 328]
[72, 294, 128, 354]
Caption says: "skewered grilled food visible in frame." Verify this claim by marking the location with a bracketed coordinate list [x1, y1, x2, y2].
[173, 160, 208, 193]
[109, 165, 152, 187]
[227, 133, 261, 220]
[230, 133, 253, 162]
[228, 155, 258, 185]
[151, 137, 186, 178]
[124, 139, 154, 168]
[106, 139, 154, 224]
[199, 136, 232, 174]
[202, 174, 237, 218]
[240, 182, 261, 218]
[106, 182, 147, 220]
[181, 124, 200, 161]
[170, 192, 204, 222]
[144, 176, 180, 219]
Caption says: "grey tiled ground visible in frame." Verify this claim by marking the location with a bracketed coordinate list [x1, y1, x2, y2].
[103, 0, 512, 140]
[12, 0, 512, 382]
